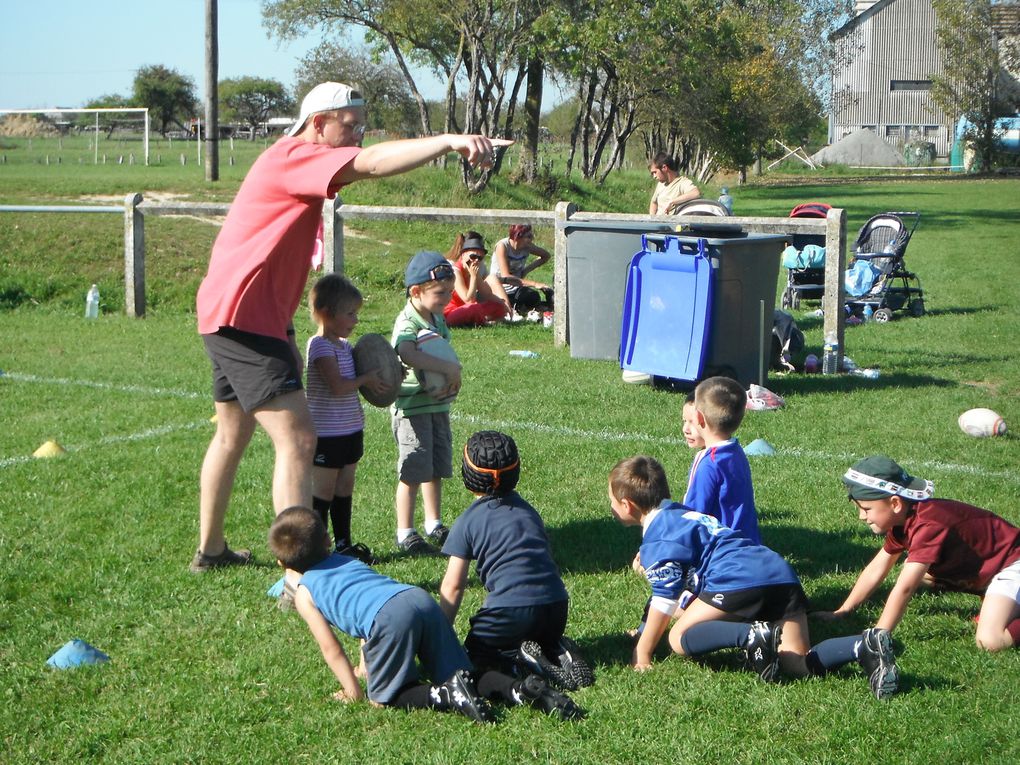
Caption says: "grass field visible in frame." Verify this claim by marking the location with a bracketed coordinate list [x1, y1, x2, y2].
[2, 156, 1020, 764]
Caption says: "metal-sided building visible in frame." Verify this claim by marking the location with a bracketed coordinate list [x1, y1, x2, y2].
[829, 0, 952, 157]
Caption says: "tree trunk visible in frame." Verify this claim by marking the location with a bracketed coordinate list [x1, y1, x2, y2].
[520, 56, 544, 183]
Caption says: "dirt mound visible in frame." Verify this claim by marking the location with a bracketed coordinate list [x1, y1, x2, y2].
[0, 113, 61, 138]
[812, 129, 905, 167]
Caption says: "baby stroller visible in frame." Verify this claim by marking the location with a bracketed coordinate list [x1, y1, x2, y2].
[780, 202, 830, 310]
[844, 211, 924, 322]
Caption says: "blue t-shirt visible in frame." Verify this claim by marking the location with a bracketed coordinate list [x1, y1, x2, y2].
[299, 553, 413, 639]
[683, 439, 761, 544]
[442, 491, 568, 608]
[640, 502, 798, 611]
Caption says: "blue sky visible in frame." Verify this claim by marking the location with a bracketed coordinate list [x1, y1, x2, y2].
[0, 0, 445, 110]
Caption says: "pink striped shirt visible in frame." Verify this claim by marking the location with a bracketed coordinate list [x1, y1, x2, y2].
[306, 335, 364, 437]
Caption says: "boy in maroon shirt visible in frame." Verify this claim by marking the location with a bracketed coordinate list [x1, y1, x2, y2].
[816, 456, 1020, 652]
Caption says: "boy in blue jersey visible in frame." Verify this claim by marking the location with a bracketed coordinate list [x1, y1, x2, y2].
[609, 456, 899, 699]
[440, 431, 594, 695]
[268, 506, 582, 721]
[684, 376, 760, 543]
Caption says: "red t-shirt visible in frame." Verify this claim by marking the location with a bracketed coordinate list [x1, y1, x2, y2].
[196, 137, 360, 339]
[884, 498, 1020, 594]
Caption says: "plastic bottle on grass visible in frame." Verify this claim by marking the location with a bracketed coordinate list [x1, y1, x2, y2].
[863, 304, 874, 322]
[508, 350, 539, 359]
[85, 284, 100, 319]
[822, 333, 839, 375]
[718, 187, 733, 214]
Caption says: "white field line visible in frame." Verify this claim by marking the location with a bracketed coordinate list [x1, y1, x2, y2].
[2, 372, 1017, 485]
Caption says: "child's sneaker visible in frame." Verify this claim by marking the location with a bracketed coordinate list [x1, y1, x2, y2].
[514, 674, 586, 721]
[337, 542, 377, 565]
[517, 640, 576, 690]
[555, 636, 595, 688]
[426, 524, 450, 547]
[396, 531, 437, 557]
[858, 627, 898, 700]
[434, 669, 495, 724]
[744, 621, 782, 682]
[189, 542, 252, 573]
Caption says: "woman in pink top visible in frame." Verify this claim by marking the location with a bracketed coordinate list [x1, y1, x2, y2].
[191, 81, 512, 573]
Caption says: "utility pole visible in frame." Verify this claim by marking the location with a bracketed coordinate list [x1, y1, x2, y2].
[204, 0, 219, 181]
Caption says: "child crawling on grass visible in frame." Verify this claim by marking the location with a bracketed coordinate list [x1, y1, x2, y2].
[268, 506, 584, 722]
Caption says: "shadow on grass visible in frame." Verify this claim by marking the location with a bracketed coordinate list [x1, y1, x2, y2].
[764, 525, 878, 579]
[547, 515, 640, 574]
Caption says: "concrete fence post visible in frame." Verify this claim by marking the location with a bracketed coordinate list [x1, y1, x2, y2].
[322, 196, 344, 274]
[553, 200, 577, 347]
[124, 192, 145, 317]
[823, 207, 847, 371]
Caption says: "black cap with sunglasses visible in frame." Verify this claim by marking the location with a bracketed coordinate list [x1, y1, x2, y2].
[460, 234, 488, 255]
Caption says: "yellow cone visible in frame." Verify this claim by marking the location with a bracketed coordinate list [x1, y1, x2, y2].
[33, 440, 67, 458]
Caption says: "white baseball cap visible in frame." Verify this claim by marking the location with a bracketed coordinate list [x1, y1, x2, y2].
[286, 82, 366, 137]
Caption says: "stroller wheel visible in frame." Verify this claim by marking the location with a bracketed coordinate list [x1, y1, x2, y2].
[791, 292, 801, 310]
[781, 288, 792, 310]
[908, 299, 925, 317]
[873, 308, 894, 323]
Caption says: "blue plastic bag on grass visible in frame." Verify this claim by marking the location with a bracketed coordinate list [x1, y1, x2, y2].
[845, 260, 880, 297]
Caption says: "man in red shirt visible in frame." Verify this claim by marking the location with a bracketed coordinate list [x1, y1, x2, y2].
[816, 456, 1020, 653]
[192, 82, 511, 573]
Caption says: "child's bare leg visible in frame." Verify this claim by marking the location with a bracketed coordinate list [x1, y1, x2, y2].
[777, 613, 812, 677]
[395, 480, 419, 533]
[422, 478, 443, 526]
[975, 593, 1020, 652]
[667, 599, 729, 655]
[313, 466, 340, 503]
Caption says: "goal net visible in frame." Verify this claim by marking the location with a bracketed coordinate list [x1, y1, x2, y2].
[0, 107, 150, 165]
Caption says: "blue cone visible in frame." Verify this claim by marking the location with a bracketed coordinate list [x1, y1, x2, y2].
[743, 438, 776, 456]
[46, 639, 110, 669]
[267, 577, 285, 598]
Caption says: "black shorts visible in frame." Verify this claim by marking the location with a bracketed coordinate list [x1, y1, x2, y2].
[313, 431, 365, 469]
[464, 600, 569, 672]
[698, 583, 808, 622]
[202, 327, 302, 412]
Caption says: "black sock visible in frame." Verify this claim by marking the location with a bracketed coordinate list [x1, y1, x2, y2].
[679, 621, 752, 657]
[389, 682, 439, 710]
[330, 495, 353, 549]
[312, 496, 331, 536]
[807, 634, 861, 674]
[475, 670, 521, 703]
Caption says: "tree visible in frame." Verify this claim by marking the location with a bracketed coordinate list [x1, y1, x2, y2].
[80, 94, 133, 136]
[294, 41, 418, 136]
[132, 65, 199, 135]
[219, 77, 294, 138]
[931, 0, 1020, 170]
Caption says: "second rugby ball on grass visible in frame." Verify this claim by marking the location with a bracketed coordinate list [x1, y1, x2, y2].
[415, 328, 460, 403]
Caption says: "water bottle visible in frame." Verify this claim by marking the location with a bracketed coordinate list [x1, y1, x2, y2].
[508, 350, 539, 359]
[863, 304, 874, 322]
[718, 187, 733, 214]
[852, 367, 881, 379]
[85, 284, 100, 319]
[822, 332, 839, 375]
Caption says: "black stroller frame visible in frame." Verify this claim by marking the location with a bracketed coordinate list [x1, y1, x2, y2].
[844, 211, 924, 323]
[780, 202, 830, 310]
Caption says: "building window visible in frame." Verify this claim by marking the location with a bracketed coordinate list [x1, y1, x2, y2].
[923, 126, 940, 138]
[886, 125, 903, 138]
[890, 80, 932, 91]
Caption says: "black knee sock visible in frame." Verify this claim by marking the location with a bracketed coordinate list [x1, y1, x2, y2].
[475, 670, 521, 703]
[806, 634, 861, 675]
[679, 621, 751, 657]
[389, 682, 439, 710]
[330, 495, 353, 549]
[312, 496, 331, 537]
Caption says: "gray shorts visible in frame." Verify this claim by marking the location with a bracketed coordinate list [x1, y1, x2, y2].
[391, 411, 453, 484]
[363, 588, 471, 704]
[202, 327, 302, 412]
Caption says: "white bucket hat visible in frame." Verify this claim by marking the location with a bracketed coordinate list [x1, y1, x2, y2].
[286, 82, 365, 137]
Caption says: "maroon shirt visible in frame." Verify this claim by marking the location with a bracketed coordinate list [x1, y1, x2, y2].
[884, 499, 1020, 594]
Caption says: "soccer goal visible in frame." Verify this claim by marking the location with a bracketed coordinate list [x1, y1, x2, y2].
[0, 107, 150, 165]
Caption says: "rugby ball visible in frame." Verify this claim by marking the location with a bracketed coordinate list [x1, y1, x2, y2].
[351, 333, 402, 407]
[415, 328, 460, 403]
[958, 408, 1007, 438]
